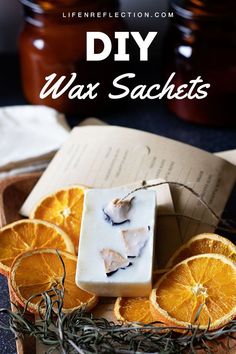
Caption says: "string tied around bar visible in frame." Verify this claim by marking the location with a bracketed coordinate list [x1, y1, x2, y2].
[120, 180, 236, 235]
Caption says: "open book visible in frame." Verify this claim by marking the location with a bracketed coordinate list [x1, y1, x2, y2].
[21, 125, 236, 266]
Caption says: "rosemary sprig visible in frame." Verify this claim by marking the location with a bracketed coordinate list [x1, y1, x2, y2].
[0, 253, 236, 354]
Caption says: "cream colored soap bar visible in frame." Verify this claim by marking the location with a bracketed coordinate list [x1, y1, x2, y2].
[76, 187, 157, 297]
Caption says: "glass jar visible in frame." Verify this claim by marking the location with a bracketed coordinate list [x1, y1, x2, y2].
[19, 0, 123, 114]
[164, 0, 236, 125]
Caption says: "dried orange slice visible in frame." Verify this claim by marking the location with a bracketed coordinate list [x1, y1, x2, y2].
[166, 233, 236, 268]
[150, 254, 236, 330]
[9, 249, 98, 313]
[114, 297, 155, 324]
[152, 268, 168, 286]
[30, 186, 86, 253]
[114, 270, 167, 324]
[0, 220, 74, 276]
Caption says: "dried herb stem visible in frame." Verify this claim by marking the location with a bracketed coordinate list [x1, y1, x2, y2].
[1, 253, 236, 353]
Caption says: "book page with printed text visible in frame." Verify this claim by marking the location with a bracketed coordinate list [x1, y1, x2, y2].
[21, 126, 236, 264]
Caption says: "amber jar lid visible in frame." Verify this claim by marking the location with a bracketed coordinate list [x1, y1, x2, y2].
[20, 0, 119, 14]
[171, 0, 236, 21]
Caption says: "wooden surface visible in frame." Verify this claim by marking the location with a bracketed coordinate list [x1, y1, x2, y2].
[0, 173, 235, 354]
[0, 173, 41, 228]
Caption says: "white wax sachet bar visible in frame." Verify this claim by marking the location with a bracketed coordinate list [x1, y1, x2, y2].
[76, 187, 157, 297]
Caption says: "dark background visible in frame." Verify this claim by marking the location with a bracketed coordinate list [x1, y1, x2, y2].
[1, 0, 235, 153]
[0, 1, 236, 353]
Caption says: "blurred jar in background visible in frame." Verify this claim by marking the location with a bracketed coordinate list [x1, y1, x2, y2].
[19, 0, 123, 115]
[165, 0, 236, 126]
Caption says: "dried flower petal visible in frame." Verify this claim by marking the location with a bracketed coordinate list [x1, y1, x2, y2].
[121, 227, 150, 258]
[103, 197, 135, 225]
[100, 248, 131, 276]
